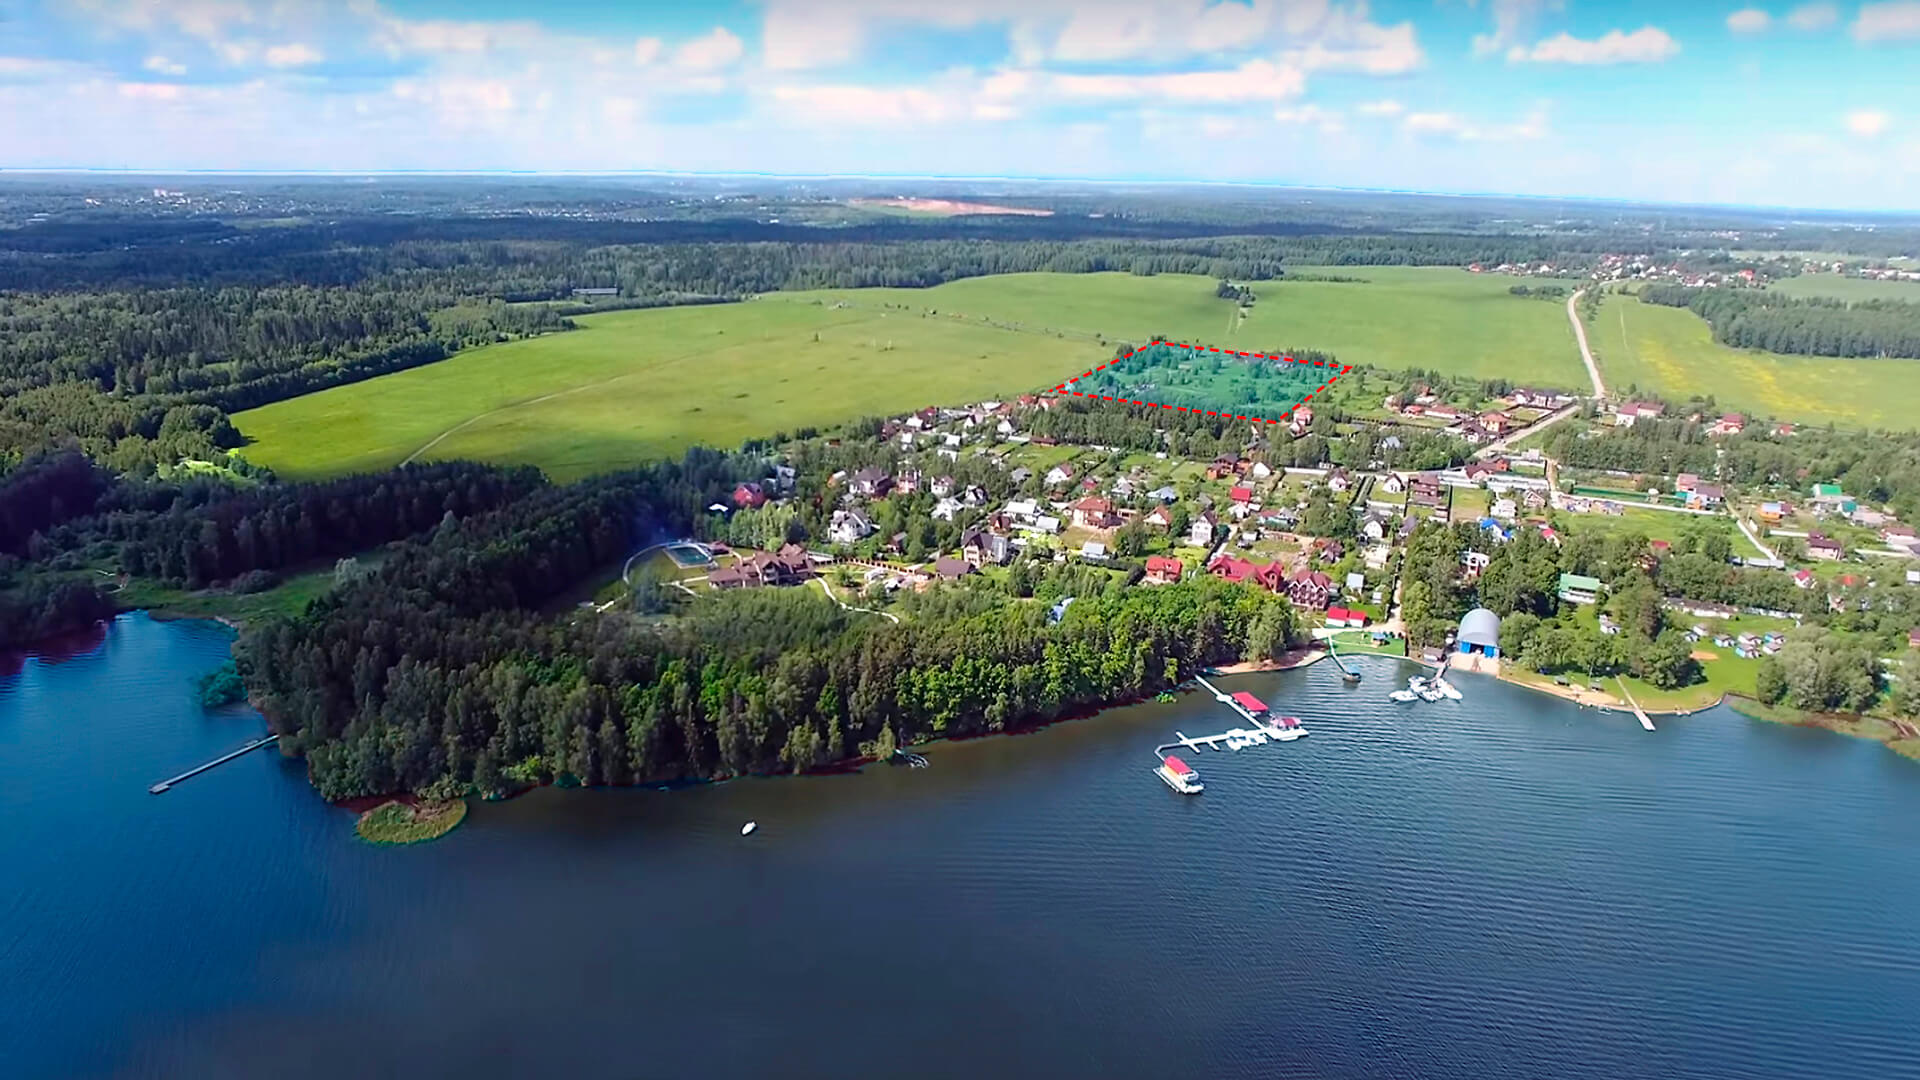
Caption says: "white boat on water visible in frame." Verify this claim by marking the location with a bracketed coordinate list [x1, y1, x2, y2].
[1156, 755, 1204, 794]
[1434, 678, 1463, 700]
[741, 822, 758, 836]
[1267, 715, 1309, 740]
[1418, 687, 1444, 702]
[1389, 689, 1418, 703]
[1408, 676, 1428, 690]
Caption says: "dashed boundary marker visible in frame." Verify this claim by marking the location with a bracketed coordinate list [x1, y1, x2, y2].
[1048, 340, 1351, 425]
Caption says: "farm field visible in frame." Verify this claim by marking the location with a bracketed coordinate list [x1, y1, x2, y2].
[772, 266, 1587, 387]
[1550, 505, 1770, 560]
[1768, 273, 1920, 303]
[1590, 294, 1920, 430]
[235, 300, 1110, 481]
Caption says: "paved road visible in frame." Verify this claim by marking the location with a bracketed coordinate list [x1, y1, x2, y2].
[1474, 402, 1577, 460]
[1567, 289, 1606, 400]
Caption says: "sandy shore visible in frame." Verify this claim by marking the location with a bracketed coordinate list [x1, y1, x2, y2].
[1211, 648, 1324, 675]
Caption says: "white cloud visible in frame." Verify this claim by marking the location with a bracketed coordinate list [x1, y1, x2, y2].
[633, 38, 664, 66]
[1508, 27, 1680, 65]
[1786, 3, 1839, 30]
[142, 55, 188, 76]
[761, 5, 871, 70]
[1846, 109, 1890, 137]
[1051, 59, 1306, 104]
[67, 0, 256, 42]
[1470, 0, 1559, 58]
[1355, 99, 1403, 117]
[117, 81, 185, 100]
[263, 43, 324, 68]
[770, 83, 958, 124]
[0, 56, 78, 80]
[1726, 9, 1771, 34]
[1853, 2, 1920, 41]
[672, 27, 744, 72]
[1285, 19, 1423, 75]
[1403, 104, 1548, 141]
[1271, 103, 1344, 133]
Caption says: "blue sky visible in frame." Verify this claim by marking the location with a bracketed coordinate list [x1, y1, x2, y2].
[1, 0, 1917, 209]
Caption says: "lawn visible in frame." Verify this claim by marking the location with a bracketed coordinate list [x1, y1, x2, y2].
[236, 300, 1113, 482]
[774, 266, 1588, 387]
[1590, 294, 1920, 430]
[116, 565, 340, 624]
[1768, 273, 1920, 303]
[1551, 505, 1769, 560]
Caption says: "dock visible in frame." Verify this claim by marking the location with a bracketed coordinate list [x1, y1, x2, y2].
[1325, 644, 1362, 683]
[1154, 676, 1307, 762]
[1614, 680, 1657, 731]
[149, 734, 279, 794]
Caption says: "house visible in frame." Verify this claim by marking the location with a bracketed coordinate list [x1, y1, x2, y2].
[1360, 514, 1389, 542]
[732, 482, 769, 509]
[1758, 501, 1787, 524]
[828, 509, 875, 545]
[962, 485, 988, 507]
[1709, 412, 1746, 437]
[930, 475, 956, 498]
[1883, 523, 1918, 547]
[1424, 403, 1469, 423]
[1008, 467, 1033, 485]
[1345, 572, 1366, 592]
[1675, 473, 1701, 493]
[1288, 406, 1316, 437]
[1147, 485, 1180, 504]
[1285, 569, 1336, 609]
[1810, 483, 1856, 514]
[1188, 510, 1218, 548]
[1208, 555, 1280, 590]
[1558, 573, 1602, 605]
[1510, 387, 1570, 408]
[1805, 532, 1843, 560]
[1491, 497, 1517, 520]
[1144, 555, 1184, 584]
[1144, 505, 1175, 529]
[1685, 484, 1725, 510]
[932, 557, 975, 581]
[893, 469, 921, 495]
[850, 467, 892, 498]
[1070, 496, 1118, 529]
[1326, 469, 1352, 493]
[1206, 454, 1239, 480]
[1229, 485, 1255, 505]
[1793, 569, 1815, 589]
[1461, 550, 1492, 576]
[1522, 489, 1548, 510]
[931, 497, 964, 521]
[1477, 411, 1513, 437]
[1079, 541, 1109, 561]
[1045, 463, 1076, 486]
[1249, 461, 1274, 479]
[708, 544, 813, 589]
[1325, 606, 1368, 629]
[1380, 473, 1406, 495]
[1364, 544, 1391, 571]
[1614, 401, 1663, 427]
[1852, 507, 1889, 528]
[996, 417, 1017, 437]
[961, 528, 1011, 566]
[1314, 538, 1345, 562]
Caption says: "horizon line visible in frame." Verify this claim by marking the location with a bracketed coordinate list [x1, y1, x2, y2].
[2, 166, 1917, 220]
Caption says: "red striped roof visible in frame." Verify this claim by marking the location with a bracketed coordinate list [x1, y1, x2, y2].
[1230, 691, 1268, 712]
[1162, 755, 1195, 776]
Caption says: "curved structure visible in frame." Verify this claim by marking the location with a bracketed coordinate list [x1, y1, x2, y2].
[1457, 607, 1501, 657]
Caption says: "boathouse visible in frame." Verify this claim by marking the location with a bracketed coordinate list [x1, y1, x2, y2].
[1230, 691, 1269, 714]
[1456, 607, 1500, 658]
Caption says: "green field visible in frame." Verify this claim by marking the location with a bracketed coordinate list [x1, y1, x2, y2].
[236, 300, 1111, 481]
[776, 267, 1587, 386]
[1551, 505, 1769, 560]
[1592, 294, 1920, 429]
[1768, 273, 1920, 303]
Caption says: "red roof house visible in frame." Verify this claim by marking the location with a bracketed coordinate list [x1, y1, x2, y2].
[1144, 555, 1184, 584]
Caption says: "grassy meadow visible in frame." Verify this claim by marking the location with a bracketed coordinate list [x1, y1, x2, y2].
[236, 300, 1111, 481]
[238, 269, 1588, 480]
[1767, 273, 1920, 303]
[774, 266, 1587, 386]
[1591, 293, 1920, 429]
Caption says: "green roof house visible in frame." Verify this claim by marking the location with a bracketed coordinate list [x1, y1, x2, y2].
[1557, 573, 1603, 605]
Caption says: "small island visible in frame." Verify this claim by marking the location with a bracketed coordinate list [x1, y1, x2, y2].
[355, 799, 468, 845]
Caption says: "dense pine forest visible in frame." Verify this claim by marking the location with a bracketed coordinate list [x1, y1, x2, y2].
[1640, 284, 1920, 359]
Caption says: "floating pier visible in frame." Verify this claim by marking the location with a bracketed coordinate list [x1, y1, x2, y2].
[1155, 677, 1308, 764]
[1326, 644, 1362, 683]
[148, 734, 278, 794]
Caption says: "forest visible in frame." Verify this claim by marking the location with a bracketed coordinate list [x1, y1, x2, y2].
[231, 447, 1302, 799]
[1640, 284, 1920, 359]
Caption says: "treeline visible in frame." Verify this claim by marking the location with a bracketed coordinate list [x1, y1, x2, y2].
[234, 448, 1302, 798]
[1641, 284, 1920, 359]
[0, 577, 118, 652]
[1545, 415, 1720, 477]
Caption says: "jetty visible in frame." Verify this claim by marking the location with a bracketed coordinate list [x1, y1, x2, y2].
[1325, 642, 1362, 683]
[1615, 680, 1657, 731]
[1154, 677, 1308, 762]
[148, 734, 279, 794]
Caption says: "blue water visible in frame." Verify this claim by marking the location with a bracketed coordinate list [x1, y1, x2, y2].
[4, 613, 1918, 1079]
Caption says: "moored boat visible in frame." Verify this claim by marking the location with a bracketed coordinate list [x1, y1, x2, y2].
[1389, 689, 1418, 703]
[1156, 755, 1204, 794]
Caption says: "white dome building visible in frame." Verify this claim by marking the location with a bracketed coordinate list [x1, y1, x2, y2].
[1457, 607, 1501, 658]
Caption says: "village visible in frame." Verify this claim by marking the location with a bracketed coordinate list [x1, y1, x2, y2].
[619, 373, 1920, 718]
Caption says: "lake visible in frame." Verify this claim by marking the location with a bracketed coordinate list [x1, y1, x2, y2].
[4, 613, 1918, 1079]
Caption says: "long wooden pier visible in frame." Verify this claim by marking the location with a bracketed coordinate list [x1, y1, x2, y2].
[149, 734, 279, 794]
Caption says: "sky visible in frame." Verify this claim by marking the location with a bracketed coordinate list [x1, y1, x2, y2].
[1, 0, 1917, 210]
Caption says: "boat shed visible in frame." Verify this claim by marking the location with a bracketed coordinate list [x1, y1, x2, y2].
[1230, 691, 1269, 713]
[1457, 607, 1501, 657]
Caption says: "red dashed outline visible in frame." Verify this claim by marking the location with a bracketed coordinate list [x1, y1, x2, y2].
[1047, 340, 1352, 426]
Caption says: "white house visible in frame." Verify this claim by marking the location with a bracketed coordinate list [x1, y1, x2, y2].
[1045, 463, 1076, 485]
[1080, 541, 1109, 561]
[931, 497, 964, 521]
[1491, 497, 1517, 520]
[828, 509, 875, 545]
[1188, 510, 1218, 547]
